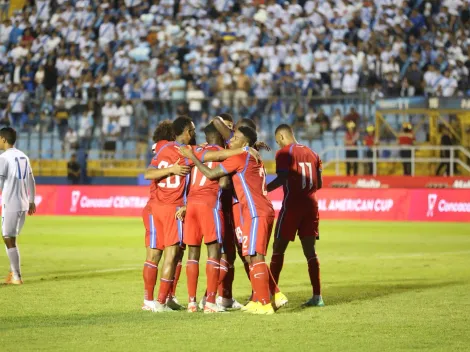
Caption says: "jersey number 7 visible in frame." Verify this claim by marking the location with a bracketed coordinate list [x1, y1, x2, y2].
[15, 157, 28, 180]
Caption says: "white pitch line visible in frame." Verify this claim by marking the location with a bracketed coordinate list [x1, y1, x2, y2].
[25, 250, 470, 279]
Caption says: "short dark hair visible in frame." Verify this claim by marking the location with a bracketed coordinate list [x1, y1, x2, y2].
[0, 127, 17, 145]
[204, 122, 220, 137]
[172, 115, 193, 136]
[218, 113, 233, 123]
[153, 120, 175, 142]
[238, 118, 256, 130]
[275, 124, 293, 135]
[238, 126, 257, 147]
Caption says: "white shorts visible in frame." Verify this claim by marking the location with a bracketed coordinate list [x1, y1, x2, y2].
[2, 211, 26, 237]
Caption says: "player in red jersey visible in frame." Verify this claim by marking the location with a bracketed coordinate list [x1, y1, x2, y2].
[267, 124, 324, 307]
[210, 115, 270, 309]
[146, 116, 197, 312]
[141, 120, 191, 311]
[175, 123, 231, 313]
[180, 126, 277, 315]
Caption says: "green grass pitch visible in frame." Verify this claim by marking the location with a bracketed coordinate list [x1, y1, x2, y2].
[1, 217, 470, 352]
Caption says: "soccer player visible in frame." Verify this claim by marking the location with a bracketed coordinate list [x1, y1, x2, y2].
[211, 114, 266, 309]
[142, 120, 190, 311]
[176, 123, 230, 313]
[0, 127, 36, 285]
[148, 117, 259, 312]
[267, 124, 324, 307]
[180, 126, 276, 315]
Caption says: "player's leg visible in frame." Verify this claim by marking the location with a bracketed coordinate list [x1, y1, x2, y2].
[298, 205, 324, 307]
[300, 236, 324, 307]
[186, 245, 200, 312]
[142, 208, 162, 310]
[3, 211, 25, 285]
[169, 248, 183, 301]
[204, 241, 224, 313]
[153, 206, 182, 312]
[270, 205, 300, 307]
[142, 247, 162, 310]
[154, 244, 180, 312]
[269, 237, 289, 294]
[243, 217, 275, 315]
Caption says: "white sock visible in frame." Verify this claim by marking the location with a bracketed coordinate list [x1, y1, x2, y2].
[4, 246, 12, 272]
[7, 247, 21, 280]
[314, 295, 322, 300]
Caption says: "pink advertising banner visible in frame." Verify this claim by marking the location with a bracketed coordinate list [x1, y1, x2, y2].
[6, 186, 470, 222]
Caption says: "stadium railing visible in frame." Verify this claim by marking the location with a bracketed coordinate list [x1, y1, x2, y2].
[320, 145, 470, 176]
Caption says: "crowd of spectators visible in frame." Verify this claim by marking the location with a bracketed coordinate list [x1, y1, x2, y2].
[1, 0, 470, 150]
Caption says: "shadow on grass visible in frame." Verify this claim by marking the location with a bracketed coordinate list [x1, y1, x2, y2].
[276, 280, 465, 313]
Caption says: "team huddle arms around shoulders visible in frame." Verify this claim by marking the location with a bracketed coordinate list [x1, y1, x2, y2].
[141, 115, 324, 314]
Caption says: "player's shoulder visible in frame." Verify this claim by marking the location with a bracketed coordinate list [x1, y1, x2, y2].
[204, 144, 224, 152]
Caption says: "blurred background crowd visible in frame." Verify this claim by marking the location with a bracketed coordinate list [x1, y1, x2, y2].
[0, 0, 469, 159]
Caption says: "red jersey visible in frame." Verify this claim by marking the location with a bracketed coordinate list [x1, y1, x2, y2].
[220, 152, 274, 218]
[398, 132, 414, 145]
[276, 143, 321, 200]
[187, 144, 224, 209]
[364, 135, 375, 147]
[148, 141, 191, 206]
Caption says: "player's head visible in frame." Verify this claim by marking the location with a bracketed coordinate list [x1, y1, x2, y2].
[229, 126, 257, 149]
[0, 127, 17, 149]
[204, 123, 224, 147]
[152, 120, 175, 143]
[218, 113, 234, 130]
[234, 118, 256, 132]
[274, 124, 296, 148]
[173, 115, 196, 145]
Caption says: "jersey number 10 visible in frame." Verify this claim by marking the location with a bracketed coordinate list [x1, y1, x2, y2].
[299, 162, 313, 190]
[15, 157, 28, 180]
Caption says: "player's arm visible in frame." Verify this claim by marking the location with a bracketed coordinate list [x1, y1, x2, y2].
[218, 175, 231, 190]
[202, 147, 260, 163]
[317, 159, 323, 190]
[27, 164, 36, 215]
[212, 116, 233, 141]
[180, 147, 227, 180]
[267, 171, 288, 192]
[0, 157, 6, 190]
[144, 158, 191, 180]
[268, 149, 290, 192]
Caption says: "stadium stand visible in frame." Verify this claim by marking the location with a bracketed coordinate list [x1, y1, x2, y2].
[0, 0, 469, 177]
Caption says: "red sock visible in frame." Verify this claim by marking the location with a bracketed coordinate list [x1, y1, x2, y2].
[143, 261, 158, 301]
[218, 258, 229, 286]
[248, 265, 257, 302]
[186, 260, 199, 303]
[170, 261, 182, 297]
[269, 253, 284, 295]
[307, 255, 321, 296]
[157, 278, 173, 304]
[219, 263, 234, 299]
[250, 261, 270, 305]
[206, 258, 220, 304]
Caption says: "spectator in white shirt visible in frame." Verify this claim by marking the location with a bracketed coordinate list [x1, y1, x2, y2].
[99, 15, 116, 48]
[437, 69, 458, 97]
[7, 84, 26, 128]
[341, 68, 359, 94]
[78, 106, 94, 148]
[101, 100, 119, 130]
[118, 100, 133, 140]
[63, 127, 79, 157]
[186, 81, 205, 125]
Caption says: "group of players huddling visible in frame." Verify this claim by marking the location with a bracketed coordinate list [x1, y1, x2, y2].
[141, 114, 324, 315]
